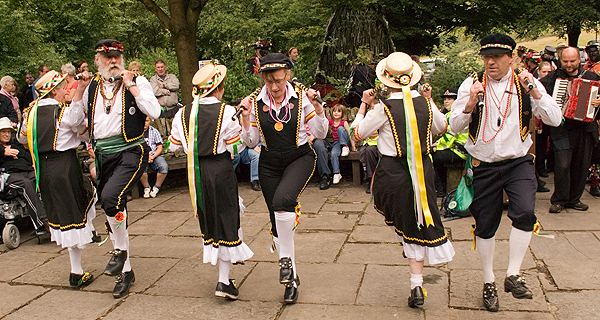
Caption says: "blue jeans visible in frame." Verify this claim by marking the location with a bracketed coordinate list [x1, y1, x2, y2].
[232, 147, 260, 182]
[313, 127, 349, 175]
[145, 155, 169, 173]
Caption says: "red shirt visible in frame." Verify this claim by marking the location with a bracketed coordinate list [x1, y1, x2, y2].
[329, 118, 347, 141]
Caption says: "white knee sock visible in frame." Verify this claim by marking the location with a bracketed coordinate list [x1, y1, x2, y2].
[507, 227, 532, 277]
[68, 247, 84, 274]
[275, 211, 297, 277]
[107, 213, 131, 272]
[410, 273, 423, 289]
[476, 236, 496, 284]
[218, 258, 231, 285]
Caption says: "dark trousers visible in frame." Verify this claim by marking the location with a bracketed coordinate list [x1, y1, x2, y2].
[535, 125, 551, 173]
[6, 171, 47, 229]
[259, 144, 315, 237]
[97, 144, 148, 217]
[359, 145, 380, 181]
[551, 124, 597, 206]
[470, 155, 537, 239]
[432, 149, 465, 193]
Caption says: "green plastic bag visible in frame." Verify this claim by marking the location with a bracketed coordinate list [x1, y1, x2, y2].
[448, 154, 474, 212]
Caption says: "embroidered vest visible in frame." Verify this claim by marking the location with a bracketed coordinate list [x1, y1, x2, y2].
[382, 96, 432, 157]
[87, 74, 146, 142]
[254, 84, 302, 151]
[181, 102, 225, 157]
[468, 71, 531, 144]
[35, 103, 67, 153]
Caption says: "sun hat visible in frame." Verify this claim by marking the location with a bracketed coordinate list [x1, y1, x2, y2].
[192, 63, 227, 98]
[35, 70, 67, 99]
[0, 117, 12, 131]
[375, 52, 422, 89]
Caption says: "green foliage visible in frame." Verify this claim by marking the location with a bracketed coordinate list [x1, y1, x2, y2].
[427, 31, 483, 107]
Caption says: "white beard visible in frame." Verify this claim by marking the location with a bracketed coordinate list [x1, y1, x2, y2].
[98, 61, 124, 80]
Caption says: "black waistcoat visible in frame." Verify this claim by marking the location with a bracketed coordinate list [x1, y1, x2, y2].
[382, 96, 432, 157]
[35, 103, 67, 153]
[181, 102, 225, 157]
[87, 74, 146, 142]
[254, 85, 302, 151]
[468, 71, 531, 144]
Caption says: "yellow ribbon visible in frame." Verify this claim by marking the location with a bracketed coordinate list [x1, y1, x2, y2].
[402, 86, 434, 227]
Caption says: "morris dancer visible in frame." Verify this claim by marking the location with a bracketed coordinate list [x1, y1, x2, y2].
[71, 39, 161, 298]
[239, 53, 328, 304]
[168, 63, 253, 300]
[18, 70, 96, 287]
[450, 33, 561, 312]
[354, 52, 455, 308]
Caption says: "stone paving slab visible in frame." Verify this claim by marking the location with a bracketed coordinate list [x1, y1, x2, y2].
[126, 192, 176, 212]
[13, 253, 77, 287]
[449, 241, 537, 271]
[103, 294, 282, 320]
[279, 304, 423, 320]
[241, 261, 363, 304]
[348, 225, 400, 243]
[296, 212, 357, 231]
[358, 211, 386, 226]
[2, 289, 120, 320]
[336, 243, 408, 265]
[356, 264, 448, 310]
[240, 212, 272, 241]
[443, 214, 513, 241]
[0, 251, 58, 282]
[168, 216, 202, 237]
[129, 235, 203, 259]
[536, 211, 600, 230]
[546, 291, 600, 320]
[0, 283, 48, 317]
[3, 234, 61, 254]
[248, 229, 347, 263]
[82, 257, 178, 294]
[321, 202, 369, 213]
[335, 185, 373, 203]
[151, 192, 193, 212]
[145, 258, 256, 298]
[449, 269, 548, 312]
[128, 211, 190, 235]
[424, 309, 554, 320]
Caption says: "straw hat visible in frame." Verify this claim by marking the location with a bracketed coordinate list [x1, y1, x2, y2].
[35, 70, 67, 99]
[192, 63, 227, 98]
[0, 117, 12, 131]
[376, 52, 422, 89]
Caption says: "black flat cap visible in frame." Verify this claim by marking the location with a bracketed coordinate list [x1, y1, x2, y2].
[259, 53, 294, 72]
[441, 88, 458, 99]
[95, 39, 123, 57]
[479, 33, 516, 55]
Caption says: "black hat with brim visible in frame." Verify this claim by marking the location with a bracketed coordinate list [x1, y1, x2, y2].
[479, 33, 516, 55]
[259, 53, 294, 72]
[95, 39, 124, 57]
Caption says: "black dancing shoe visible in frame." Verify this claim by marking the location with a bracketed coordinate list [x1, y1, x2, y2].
[113, 270, 135, 299]
[104, 250, 127, 276]
[504, 275, 533, 299]
[69, 272, 94, 287]
[483, 282, 499, 312]
[279, 257, 294, 284]
[591, 186, 600, 197]
[91, 231, 102, 243]
[251, 180, 261, 191]
[319, 175, 331, 190]
[408, 286, 425, 308]
[283, 276, 300, 304]
[215, 280, 239, 300]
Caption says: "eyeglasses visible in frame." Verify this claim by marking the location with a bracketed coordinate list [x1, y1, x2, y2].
[25, 76, 33, 79]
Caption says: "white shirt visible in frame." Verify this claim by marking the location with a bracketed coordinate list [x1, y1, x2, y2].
[18, 98, 88, 150]
[168, 96, 243, 155]
[450, 71, 562, 162]
[240, 82, 329, 148]
[70, 76, 161, 140]
[351, 90, 447, 157]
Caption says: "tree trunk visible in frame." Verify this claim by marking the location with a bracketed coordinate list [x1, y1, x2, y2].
[171, 24, 199, 105]
[566, 23, 581, 48]
[318, 4, 395, 80]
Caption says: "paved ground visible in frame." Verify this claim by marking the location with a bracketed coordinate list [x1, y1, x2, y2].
[1, 173, 599, 319]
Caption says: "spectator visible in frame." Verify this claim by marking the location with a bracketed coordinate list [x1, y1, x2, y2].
[359, 130, 380, 194]
[554, 43, 568, 69]
[61, 63, 77, 102]
[0, 76, 21, 119]
[149, 60, 180, 135]
[286, 46, 298, 67]
[0, 117, 48, 234]
[583, 40, 600, 74]
[140, 117, 168, 198]
[537, 61, 553, 79]
[20, 73, 35, 112]
[76, 60, 89, 74]
[247, 40, 270, 74]
[129, 61, 141, 73]
[32, 64, 49, 99]
[232, 144, 261, 191]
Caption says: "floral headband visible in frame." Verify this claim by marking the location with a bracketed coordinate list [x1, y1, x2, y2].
[96, 43, 124, 54]
[479, 43, 513, 51]
[259, 63, 288, 71]
[384, 69, 412, 86]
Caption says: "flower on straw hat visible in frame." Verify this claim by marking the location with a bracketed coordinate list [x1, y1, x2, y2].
[376, 52, 422, 89]
[35, 70, 67, 99]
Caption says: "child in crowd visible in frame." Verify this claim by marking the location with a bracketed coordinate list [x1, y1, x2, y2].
[140, 117, 168, 198]
[328, 104, 356, 184]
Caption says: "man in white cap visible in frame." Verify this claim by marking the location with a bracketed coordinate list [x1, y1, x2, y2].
[450, 33, 562, 312]
[71, 39, 161, 298]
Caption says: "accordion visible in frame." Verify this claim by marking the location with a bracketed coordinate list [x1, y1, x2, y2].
[552, 78, 599, 122]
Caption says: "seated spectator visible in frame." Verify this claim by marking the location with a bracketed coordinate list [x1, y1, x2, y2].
[76, 60, 89, 74]
[0, 76, 21, 120]
[0, 117, 48, 234]
[360, 131, 380, 194]
[140, 117, 168, 198]
[129, 60, 141, 73]
[232, 144, 261, 191]
[61, 63, 77, 102]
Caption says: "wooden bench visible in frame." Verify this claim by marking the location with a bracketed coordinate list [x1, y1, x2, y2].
[339, 151, 362, 185]
[131, 154, 187, 198]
